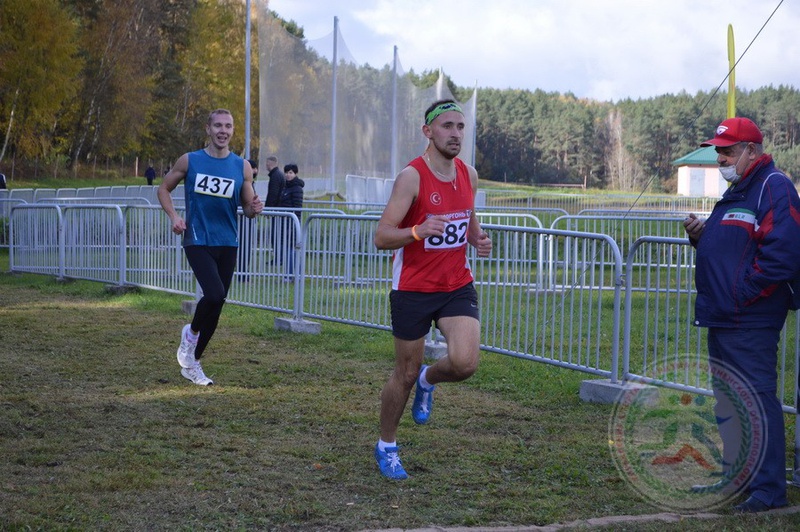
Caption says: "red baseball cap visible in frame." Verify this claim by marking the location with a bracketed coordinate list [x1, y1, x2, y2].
[701, 117, 763, 147]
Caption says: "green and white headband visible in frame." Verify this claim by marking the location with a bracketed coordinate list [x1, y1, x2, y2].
[425, 102, 464, 125]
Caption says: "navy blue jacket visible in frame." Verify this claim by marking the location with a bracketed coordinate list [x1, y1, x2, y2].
[279, 177, 305, 216]
[265, 167, 285, 207]
[692, 155, 800, 328]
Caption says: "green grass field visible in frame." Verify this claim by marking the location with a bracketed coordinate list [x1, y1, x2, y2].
[2, 251, 800, 530]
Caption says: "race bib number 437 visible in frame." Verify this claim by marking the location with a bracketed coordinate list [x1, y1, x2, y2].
[424, 215, 469, 251]
[194, 174, 235, 198]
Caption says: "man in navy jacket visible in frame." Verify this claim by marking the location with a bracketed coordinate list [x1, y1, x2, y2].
[684, 117, 800, 512]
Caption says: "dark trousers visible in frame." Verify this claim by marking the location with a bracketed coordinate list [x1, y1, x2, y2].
[707, 326, 788, 507]
[184, 245, 237, 359]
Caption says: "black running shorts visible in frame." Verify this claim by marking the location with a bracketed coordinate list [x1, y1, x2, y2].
[389, 282, 479, 341]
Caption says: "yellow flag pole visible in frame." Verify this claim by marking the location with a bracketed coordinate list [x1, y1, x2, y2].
[727, 24, 736, 119]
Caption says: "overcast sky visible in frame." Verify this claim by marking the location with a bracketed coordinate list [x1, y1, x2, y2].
[265, 0, 799, 102]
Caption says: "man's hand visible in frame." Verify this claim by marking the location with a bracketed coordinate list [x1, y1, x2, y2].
[248, 194, 264, 218]
[472, 231, 492, 257]
[415, 215, 449, 239]
[683, 213, 704, 241]
[171, 216, 187, 235]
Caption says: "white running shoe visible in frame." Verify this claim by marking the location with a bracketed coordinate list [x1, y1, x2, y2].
[176, 324, 197, 369]
[181, 360, 213, 386]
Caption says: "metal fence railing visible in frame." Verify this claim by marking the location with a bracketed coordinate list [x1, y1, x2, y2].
[6, 203, 798, 418]
[10, 204, 127, 284]
[474, 225, 623, 379]
[550, 214, 690, 272]
[622, 236, 799, 414]
[0, 199, 27, 249]
[481, 190, 720, 214]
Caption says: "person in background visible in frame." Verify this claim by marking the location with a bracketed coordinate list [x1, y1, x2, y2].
[372, 99, 492, 479]
[264, 155, 285, 208]
[157, 108, 263, 386]
[265, 156, 285, 265]
[145, 165, 157, 186]
[248, 159, 259, 183]
[278, 163, 304, 280]
[237, 159, 258, 280]
[0, 172, 7, 189]
[683, 116, 800, 512]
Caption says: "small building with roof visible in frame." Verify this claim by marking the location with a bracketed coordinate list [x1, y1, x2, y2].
[673, 146, 725, 197]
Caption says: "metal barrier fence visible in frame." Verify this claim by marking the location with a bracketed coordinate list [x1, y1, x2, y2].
[36, 196, 154, 206]
[474, 225, 623, 379]
[7, 204, 798, 416]
[9, 204, 626, 379]
[477, 206, 568, 227]
[9, 204, 64, 277]
[225, 210, 310, 315]
[477, 212, 543, 228]
[576, 208, 709, 218]
[0, 187, 183, 249]
[622, 236, 799, 416]
[0, 185, 716, 248]
[300, 214, 392, 328]
[482, 190, 720, 214]
[124, 206, 196, 295]
[2, 185, 178, 204]
[550, 215, 690, 283]
[10, 204, 126, 284]
[0, 199, 27, 248]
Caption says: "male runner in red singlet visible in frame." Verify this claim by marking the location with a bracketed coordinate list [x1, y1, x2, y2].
[373, 99, 492, 479]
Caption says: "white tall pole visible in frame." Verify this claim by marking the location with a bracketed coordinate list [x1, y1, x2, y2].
[470, 85, 477, 167]
[329, 16, 339, 194]
[390, 45, 398, 180]
[244, 0, 252, 159]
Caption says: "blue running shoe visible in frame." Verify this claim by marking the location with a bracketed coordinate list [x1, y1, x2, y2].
[375, 444, 408, 480]
[411, 365, 435, 424]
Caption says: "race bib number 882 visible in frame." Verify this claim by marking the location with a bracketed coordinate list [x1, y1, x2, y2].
[424, 217, 469, 251]
[194, 174, 235, 198]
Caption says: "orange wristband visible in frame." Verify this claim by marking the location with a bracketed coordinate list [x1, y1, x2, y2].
[411, 225, 422, 241]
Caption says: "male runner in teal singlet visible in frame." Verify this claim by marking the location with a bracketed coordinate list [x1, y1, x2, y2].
[158, 109, 263, 385]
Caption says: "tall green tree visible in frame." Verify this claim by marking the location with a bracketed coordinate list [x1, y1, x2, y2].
[176, 0, 247, 152]
[0, 0, 82, 162]
[140, 0, 198, 165]
[62, 0, 163, 172]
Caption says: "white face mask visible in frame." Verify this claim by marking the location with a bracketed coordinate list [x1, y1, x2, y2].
[719, 145, 749, 184]
[719, 165, 740, 184]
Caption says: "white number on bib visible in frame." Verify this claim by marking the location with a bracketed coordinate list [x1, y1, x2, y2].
[424, 218, 469, 251]
[195, 174, 235, 198]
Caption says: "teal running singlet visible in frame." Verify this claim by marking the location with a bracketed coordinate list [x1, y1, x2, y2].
[183, 149, 245, 247]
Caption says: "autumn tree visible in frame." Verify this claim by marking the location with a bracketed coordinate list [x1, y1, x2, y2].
[0, 0, 82, 163]
[61, 0, 164, 173]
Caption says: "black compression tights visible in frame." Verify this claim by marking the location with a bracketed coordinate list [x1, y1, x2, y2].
[183, 245, 238, 359]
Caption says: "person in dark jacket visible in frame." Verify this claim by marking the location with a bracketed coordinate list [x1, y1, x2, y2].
[145, 165, 156, 186]
[279, 163, 304, 215]
[264, 156, 284, 207]
[683, 117, 800, 513]
[278, 163, 304, 279]
[264, 156, 285, 264]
